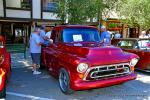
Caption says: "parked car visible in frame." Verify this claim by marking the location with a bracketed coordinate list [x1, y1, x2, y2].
[112, 38, 150, 71]
[41, 25, 139, 94]
[0, 36, 11, 98]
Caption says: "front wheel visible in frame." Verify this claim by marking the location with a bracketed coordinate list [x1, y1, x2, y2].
[59, 68, 73, 94]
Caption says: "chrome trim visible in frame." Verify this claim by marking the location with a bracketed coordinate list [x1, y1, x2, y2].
[83, 63, 130, 81]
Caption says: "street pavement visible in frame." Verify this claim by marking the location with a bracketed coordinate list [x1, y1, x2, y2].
[5, 51, 150, 100]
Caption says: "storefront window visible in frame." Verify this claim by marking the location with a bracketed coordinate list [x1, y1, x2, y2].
[15, 29, 24, 37]
[6, 0, 31, 9]
[43, 0, 58, 12]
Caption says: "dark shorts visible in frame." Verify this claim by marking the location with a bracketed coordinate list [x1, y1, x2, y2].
[31, 53, 41, 64]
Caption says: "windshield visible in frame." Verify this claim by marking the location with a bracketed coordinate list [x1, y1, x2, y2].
[138, 40, 150, 49]
[118, 40, 150, 50]
[118, 40, 135, 49]
[63, 28, 100, 43]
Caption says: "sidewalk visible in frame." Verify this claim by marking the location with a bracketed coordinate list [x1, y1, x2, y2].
[10, 49, 32, 68]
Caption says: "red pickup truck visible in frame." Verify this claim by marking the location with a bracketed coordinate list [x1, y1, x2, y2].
[41, 25, 139, 94]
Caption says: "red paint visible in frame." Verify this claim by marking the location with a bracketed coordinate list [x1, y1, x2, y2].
[0, 36, 11, 92]
[112, 38, 150, 70]
[41, 25, 138, 91]
[71, 73, 136, 90]
[0, 68, 6, 91]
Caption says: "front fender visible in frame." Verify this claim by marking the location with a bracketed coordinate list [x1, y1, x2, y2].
[0, 68, 6, 92]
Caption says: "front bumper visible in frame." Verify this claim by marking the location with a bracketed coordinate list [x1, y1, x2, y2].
[71, 73, 136, 91]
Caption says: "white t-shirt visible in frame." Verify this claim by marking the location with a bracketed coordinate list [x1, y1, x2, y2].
[138, 35, 149, 48]
[139, 35, 148, 38]
[45, 31, 52, 39]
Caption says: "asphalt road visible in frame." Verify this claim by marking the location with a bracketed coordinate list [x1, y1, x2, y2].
[6, 67, 150, 100]
[5, 53, 150, 100]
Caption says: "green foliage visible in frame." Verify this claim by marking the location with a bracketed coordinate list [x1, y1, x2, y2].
[116, 0, 150, 29]
[108, 23, 118, 28]
[56, 0, 119, 24]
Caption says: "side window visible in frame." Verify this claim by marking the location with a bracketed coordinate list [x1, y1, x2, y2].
[134, 41, 139, 49]
[51, 29, 56, 41]
[54, 30, 61, 44]
[55, 32, 59, 43]
[60, 31, 63, 42]
[50, 28, 62, 44]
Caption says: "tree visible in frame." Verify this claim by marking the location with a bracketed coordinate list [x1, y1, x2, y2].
[116, 0, 150, 29]
[56, 0, 120, 24]
[57, 0, 89, 24]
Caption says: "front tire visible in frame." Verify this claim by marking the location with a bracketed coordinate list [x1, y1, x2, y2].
[59, 68, 73, 94]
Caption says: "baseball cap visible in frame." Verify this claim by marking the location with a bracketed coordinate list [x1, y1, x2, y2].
[40, 25, 45, 30]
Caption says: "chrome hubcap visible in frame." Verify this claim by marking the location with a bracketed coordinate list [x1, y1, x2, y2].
[59, 71, 68, 91]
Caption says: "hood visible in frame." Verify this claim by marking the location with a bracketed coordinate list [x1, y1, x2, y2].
[60, 44, 133, 65]
[62, 44, 123, 56]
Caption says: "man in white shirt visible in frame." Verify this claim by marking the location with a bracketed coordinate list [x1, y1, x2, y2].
[139, 31, 149, 48]
[45, 31, 51, 39]
[44, 27, 53, 45]
[139, 31, 148, 38]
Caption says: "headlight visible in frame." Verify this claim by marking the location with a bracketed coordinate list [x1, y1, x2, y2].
[130, 58, 138, 66]
[77, 63, 88, 73]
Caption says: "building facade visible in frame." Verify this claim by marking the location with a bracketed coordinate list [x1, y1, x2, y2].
[0, 0, 60, 44]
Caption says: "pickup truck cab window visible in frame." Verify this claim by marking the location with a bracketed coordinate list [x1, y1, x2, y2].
[62, 28, 100, 43]
[51, 29, 61, 44]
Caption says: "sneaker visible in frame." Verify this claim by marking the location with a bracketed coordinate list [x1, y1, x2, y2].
[33, 71, 41, 75]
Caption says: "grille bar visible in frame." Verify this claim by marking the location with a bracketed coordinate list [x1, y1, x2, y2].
[90, 71, 129, 79]
[83, 63, 130, 81]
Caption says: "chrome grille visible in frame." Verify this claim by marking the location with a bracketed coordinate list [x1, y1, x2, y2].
[83, 63, 130, 81]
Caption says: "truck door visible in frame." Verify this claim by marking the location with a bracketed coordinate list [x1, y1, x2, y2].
[45, 28, 61, 77]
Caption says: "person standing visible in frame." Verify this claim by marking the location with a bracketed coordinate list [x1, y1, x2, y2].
[99, 26, 111, 46]
[43, 27, 53, 46]
[114, 31, 121, 39]
[139, 31, 149, 48]
[139, 31, 148, 38]
[45, 27, 52, 39]
[29, 28, 42, 75]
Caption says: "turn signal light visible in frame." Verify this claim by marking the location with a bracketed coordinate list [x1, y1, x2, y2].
[130, 66, 135, 72]
[79, 73, 84, 79]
